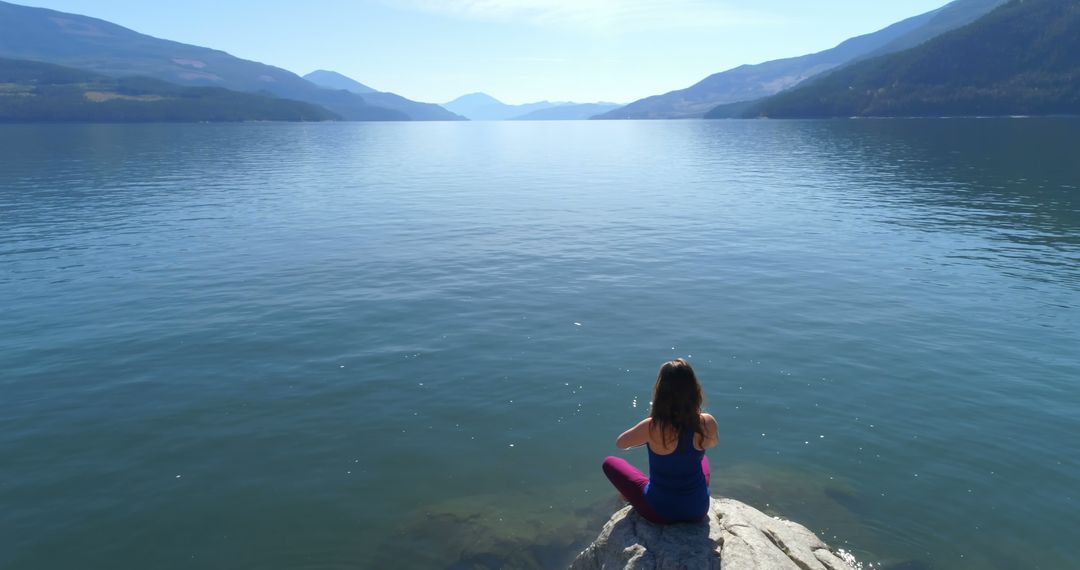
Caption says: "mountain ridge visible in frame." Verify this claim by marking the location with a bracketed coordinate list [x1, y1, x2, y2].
[0, 1, 460, 121]
[595, 0, 1007, 120]
[445, 92, 619, 120]
[304, 70, 464, 120]
[444, 92, 562, 120]
[0, 57, 340, 122]
[304, 70, 377, 94]
[716, 0, 1080, 118]
[511, 103, 621, 121]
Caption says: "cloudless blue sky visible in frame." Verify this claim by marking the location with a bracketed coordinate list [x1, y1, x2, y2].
[19, 0, 951, 104]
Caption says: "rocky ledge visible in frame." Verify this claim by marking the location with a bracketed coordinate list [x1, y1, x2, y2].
[570, 497, 860, 570]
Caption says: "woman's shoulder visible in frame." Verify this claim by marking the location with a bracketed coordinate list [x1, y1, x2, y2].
[700, 412, 717, 426]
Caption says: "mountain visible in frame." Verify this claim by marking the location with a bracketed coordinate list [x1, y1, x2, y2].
[0, 58, 338, 122]
[511, 103, 622, 121]
[595, 0, 1007, 120]
[722, 0, 1080, 118]
[304, 70, 464, 121]
[360, 92, 466, 121]
[303, 70, 377, 94]
[443, 93, 562, 120]
[0, 1, 434, 120]
[862, 0, 1011, 56]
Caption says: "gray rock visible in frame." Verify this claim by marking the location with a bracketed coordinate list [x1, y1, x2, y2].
[570, 498, 861, 570]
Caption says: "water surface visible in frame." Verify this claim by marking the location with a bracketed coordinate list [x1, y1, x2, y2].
[1, 120, 1078, 569]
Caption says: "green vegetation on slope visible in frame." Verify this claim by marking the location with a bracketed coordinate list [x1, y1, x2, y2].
[595, 0, 1007, 119]
[726, 0, 1080, 118]
[0, 58, 339, 122]
[0, 1, 419, 120]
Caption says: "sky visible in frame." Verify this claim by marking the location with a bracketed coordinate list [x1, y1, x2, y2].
[20, 0, 952, 105]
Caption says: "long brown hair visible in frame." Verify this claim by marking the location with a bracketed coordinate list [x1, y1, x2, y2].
[649, 358, 706, 444]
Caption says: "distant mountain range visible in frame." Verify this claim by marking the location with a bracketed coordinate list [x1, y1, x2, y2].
[0, 58, 337, 122]
[304, 70, 464, 121]
[0, 1, 461, 121]
[0, 0, 1069, 123]
[596, 0, 1007, 120]
[513, 103, 621, 121]
[711, 0, 1080, 118]
[444, 93, 560, 120]
[444, 92, 619, 120]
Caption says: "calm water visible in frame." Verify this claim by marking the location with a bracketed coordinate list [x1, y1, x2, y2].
[1, 120, 1077, 570]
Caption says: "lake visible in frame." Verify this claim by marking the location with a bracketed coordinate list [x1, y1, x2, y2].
[1, 119, 1077, 569]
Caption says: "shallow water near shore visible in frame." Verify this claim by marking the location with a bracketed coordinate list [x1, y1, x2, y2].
[1, 119, 1078, 569]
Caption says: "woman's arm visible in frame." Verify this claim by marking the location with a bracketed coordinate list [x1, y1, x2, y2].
[616, 418, 652, 450]
[701, 413, 720, 449]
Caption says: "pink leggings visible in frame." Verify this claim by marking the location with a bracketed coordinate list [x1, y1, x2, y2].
[601, 456, 711, 524]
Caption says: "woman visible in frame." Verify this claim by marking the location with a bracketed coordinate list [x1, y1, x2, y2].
[602, 358, 719, 524]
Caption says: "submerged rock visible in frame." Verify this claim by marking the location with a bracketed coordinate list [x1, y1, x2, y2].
[570, 497, 860, 570]
[367, 486, 619, 569]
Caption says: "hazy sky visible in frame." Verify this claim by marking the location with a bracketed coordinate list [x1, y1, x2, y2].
[21, 0, 951, 104]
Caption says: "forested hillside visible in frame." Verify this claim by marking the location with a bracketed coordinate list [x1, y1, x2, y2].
[726, 0, 1080, 118]
[0, 58, 339, 122]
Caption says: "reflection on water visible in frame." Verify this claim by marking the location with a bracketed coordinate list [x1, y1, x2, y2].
[1, 120, 1077, 570]
[694, 119, 1080, 285]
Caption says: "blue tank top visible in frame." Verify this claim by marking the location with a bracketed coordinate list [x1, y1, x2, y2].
[645, 429, 710, 522]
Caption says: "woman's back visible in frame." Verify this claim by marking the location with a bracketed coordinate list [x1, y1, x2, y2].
[645, 428, 710, 522]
